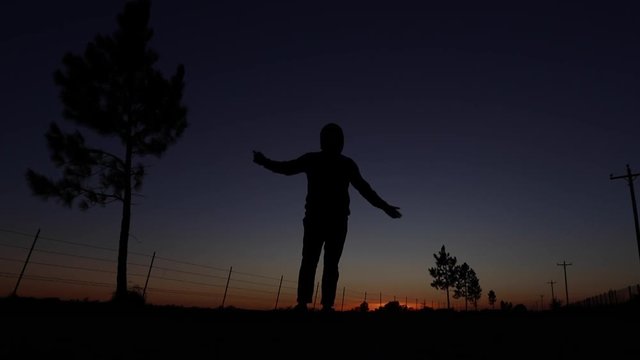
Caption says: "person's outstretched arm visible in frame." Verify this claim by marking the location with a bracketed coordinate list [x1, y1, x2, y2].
[349, 160, 402, 219]
[253, 151, 307, 175]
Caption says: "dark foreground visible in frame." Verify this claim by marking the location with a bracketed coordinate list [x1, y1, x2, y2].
[1, 297, 637, 359]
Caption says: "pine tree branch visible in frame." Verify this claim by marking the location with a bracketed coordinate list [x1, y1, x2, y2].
[88, 148, 125, 167]
[77, 186, 123, 202]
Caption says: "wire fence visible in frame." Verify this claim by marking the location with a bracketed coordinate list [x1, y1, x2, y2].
[10, 227, 635, 312]
[573, 284, 640, 308]
[0, 228, 434, 311]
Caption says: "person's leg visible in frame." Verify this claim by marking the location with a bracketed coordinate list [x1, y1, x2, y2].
[297, 217, 323, 307]
[320, 218, 348, 310]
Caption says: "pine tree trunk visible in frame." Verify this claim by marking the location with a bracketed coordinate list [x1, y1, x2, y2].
[465, 282, 468, 311]
[116, 188, 131, 298]
[446, 287, 450, 309]
[116, 137, 133, 300]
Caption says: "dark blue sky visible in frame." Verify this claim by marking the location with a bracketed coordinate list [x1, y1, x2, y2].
[1, 1, 639, 308]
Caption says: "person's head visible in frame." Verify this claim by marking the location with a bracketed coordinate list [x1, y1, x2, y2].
[320, 123, 344, 154]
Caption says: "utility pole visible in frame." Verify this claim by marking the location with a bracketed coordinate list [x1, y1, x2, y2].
[547, 280, 557, 304]
[610, 164, 640, 265]
[557, 261, 572, 306]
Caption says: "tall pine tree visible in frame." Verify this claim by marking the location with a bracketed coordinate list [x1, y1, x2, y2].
[26, 0, 187, 301]
[428, 245, 458, 309]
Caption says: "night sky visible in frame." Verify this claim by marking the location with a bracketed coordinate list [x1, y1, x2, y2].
[1, 1, 639, 309]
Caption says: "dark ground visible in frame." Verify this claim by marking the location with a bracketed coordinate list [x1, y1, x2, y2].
[1, 296, 637, 359]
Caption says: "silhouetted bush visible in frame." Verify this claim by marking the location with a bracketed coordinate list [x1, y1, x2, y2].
[379, 300, 404, 313]
[500, 300, 513, 312]
[513, 304, 527, 312]
[359, 301, 369, 312]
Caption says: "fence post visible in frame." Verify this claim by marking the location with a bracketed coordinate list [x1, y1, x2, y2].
[221, 266, 232, 308]
[142, 251, 156, 299]
[12, 228, 40, 296]
[274, 275, 283, 310]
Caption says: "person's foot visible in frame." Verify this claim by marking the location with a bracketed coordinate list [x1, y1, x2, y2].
[321, 305, 335, 313]
[293, 303, 308, 312]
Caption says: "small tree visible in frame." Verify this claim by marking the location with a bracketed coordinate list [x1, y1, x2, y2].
[26, 0, 187, 301]
[466, 268, 482, 310]
[500, 300, 513, 312]
[453, 263, 481, 311]
[488, 290, 497, 309]
[428, 245, 458, 309]
[453, 262, 471, 310]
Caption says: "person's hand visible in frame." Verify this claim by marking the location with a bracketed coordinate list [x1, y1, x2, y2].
[384, 205, 402, 219]
[253, 150, 266, 165]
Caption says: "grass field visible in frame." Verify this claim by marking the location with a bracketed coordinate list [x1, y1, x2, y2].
[1, 296, 637, 359]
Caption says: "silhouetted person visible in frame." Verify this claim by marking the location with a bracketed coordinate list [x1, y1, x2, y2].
[253, 123, 401, 312]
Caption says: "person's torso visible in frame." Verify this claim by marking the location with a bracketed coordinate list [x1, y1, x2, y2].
[303, 152, 353, 218]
